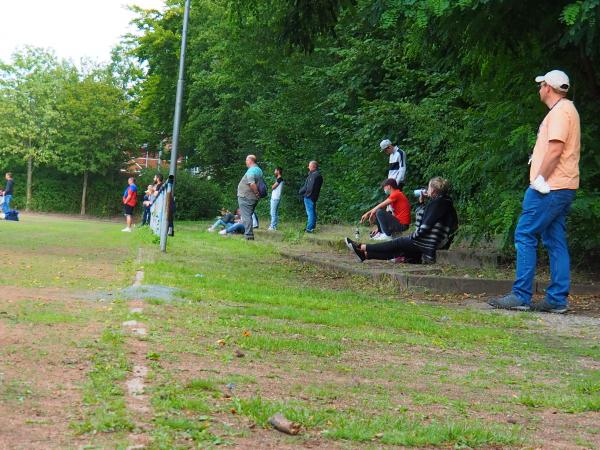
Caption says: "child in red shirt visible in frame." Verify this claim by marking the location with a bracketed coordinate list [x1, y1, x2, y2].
[360, 178, 410, 240]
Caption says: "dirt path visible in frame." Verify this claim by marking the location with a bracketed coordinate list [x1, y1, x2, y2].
[123, 271, 152, 450]
[0, 289, 106, 449]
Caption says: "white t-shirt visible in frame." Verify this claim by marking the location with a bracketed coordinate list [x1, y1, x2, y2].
[272, 177, 284, 200]
[388, 146, 406, 184]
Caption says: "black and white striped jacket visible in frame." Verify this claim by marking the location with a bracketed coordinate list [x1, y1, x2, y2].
[411, 195, 458, 258]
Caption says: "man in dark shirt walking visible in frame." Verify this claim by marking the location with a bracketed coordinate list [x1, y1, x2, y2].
[298, 161, 323, 233]
[2, 172, 14, 214]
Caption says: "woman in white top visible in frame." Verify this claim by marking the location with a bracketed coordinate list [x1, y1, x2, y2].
[268, 167, 284, 230]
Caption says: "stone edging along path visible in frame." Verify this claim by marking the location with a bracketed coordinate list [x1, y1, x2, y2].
[267, 233, 600, 296]
[122, 264, 151, 450]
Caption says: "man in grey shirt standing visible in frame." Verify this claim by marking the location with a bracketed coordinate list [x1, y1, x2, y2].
[237, 154, 264, 240]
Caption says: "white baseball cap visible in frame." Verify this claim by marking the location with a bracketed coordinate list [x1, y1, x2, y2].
[535, 70, 570, 92]
[379, 139, 392, 151]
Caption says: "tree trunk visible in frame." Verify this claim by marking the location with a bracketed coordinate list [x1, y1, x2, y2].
[26, 156, 33, 211]
[80, 171, 88, 216]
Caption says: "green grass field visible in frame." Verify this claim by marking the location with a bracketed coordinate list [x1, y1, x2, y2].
[0, 215, 598, 449]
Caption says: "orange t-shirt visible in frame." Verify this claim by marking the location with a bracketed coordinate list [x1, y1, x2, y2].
[388, 190, 410, 225]
[530, 99, 580, 190]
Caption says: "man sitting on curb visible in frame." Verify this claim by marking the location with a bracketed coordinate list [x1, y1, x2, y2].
[360, 178, 410, 240]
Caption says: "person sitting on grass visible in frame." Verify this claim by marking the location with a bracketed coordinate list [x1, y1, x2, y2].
[218, 217, 245, 235]
[360, 178, 410, 241]
[208, 208, 240, 232]
[345, 176, 458, 264]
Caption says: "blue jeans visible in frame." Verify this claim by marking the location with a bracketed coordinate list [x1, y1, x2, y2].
[270, 198, 281, 229]
[142, 207, 151, 225]
[211, 218, 233, 229]
[2, 195, 12, 214]
[225, 223, 245, 234]
[513, 188, 576, 307]
[304, 197, 316, 232]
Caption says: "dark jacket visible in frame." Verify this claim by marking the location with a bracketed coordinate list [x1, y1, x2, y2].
[411, 195, 458, 257]
[4, 179, 13, 196]
[298, 170, 323, 202]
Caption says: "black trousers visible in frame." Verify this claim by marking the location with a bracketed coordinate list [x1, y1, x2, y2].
[365, 237, 424, 263]
[375, 209, 409, 236]
[142, 207, 151, 225]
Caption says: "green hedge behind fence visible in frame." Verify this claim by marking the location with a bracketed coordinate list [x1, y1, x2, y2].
[0, 166, 223, 221]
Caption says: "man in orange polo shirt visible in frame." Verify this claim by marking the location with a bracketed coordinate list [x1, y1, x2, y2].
[489, 70, 580, 314]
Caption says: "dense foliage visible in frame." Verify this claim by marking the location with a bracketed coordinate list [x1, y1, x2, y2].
[0, 1, 598, 258]
[129, 0, 599, 257]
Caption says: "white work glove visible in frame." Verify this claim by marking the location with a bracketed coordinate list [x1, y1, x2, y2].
[531, 175, 550, 194]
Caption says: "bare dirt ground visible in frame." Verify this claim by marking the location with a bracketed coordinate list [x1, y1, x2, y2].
[145, 306, 600, 449]
[1, 214, 598, 449]
[2, 284, 599, 449]
[0, 291, 114, 449]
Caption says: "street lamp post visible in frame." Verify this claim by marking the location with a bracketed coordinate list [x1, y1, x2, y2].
[160, 0, 191, 252]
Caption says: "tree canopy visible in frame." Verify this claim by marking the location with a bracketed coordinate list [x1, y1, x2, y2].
[0, 1, 598, 257]
[126, 0, 599, 255]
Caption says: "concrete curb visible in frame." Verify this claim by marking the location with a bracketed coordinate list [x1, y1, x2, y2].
[258, 230, 502, 269]
[282, 251, 600, 296]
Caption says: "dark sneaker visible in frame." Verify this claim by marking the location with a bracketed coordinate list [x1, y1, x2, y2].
[531, 300, 568, 314]
[488, 293, 530, 311]
[344, 237, 365, 262]
[344, 237, 355, 250]
[421, 255, 436, 264]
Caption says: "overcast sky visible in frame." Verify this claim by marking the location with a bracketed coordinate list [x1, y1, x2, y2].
[0, 0, 165, 65]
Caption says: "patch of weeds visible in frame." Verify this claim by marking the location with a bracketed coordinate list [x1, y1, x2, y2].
[186, 378, 221, 393]
[575, 437, 597, 449]
[146, 351, 161, 361]
[328, 414, 521, 447]
[153, 416, 214, 445]
[232, 396, 521, 447]
[411, 391, 449, 407]
[238, 334, 343, 357]
[149, 375, 222, 447]
[0, 379, 34, 403]
[231, 396, 334, 428]
[9, 302, 80, 325]
[281, 228, 304, 244]
[153, 382, 213, 414]
[146, 298, 165, 306]
[71, 328, 133, 434]
[518, 370, 600, 412]
[292, 383, 339, 402]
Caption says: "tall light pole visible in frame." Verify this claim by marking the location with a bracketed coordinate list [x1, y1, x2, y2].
[160, 0, 191, 252]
